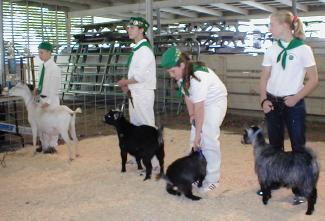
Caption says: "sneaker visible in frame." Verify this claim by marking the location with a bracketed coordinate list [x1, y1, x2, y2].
[293, 196, 305, 205]
[198, 182, 219, 194]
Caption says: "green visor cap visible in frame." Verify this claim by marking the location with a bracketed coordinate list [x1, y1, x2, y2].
[38, 41, 53, 52]
[128, 17, 149, 32]
[160, 46, 181, 69]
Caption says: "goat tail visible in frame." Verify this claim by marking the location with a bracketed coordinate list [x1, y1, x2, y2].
[157, 125, 164, 146]
[69, 108, 80, 143]
[74, 107, 82, 114]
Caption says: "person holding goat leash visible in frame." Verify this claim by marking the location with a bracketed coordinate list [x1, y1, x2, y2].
[160, 46, 228, 193]
[117, 17, 156, 128]
[259, 10, 319, 204]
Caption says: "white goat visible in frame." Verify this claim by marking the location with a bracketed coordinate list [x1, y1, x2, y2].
[9, 83, 82, 161]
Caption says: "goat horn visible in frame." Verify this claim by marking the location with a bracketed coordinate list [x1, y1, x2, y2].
[121, 104, 125, 113]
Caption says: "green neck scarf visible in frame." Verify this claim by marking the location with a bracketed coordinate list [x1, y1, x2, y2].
[192, 63, 209, 73]
[37, 64, 45, 94]
[176, 64, 208, 98]
[277, 38, 304, 69]
[127, 40, 152, 68]
[176, 79, 189, 98]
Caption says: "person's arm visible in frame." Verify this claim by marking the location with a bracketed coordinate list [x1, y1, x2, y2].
[193, 101, 204, 149]
[117, 78, 137, 87]
[284, 65, 319, 107]
[260, 66, 273, 113]
[184, 96, 194, 122]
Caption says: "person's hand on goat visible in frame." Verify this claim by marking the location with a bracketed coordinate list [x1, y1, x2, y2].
[193, 133, 201, 151]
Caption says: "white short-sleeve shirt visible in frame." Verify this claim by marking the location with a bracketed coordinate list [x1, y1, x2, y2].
[262, 41, 316, 96]
[128, 39, 156, 90]
[188, 68, 227, 105]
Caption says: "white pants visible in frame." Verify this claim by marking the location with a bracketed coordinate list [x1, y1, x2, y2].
[39, 95, 60, 149]
[190, 97, 227, 184]
[129, 89, 155, 127]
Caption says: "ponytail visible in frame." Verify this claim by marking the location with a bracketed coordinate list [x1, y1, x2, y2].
[271, 10, 305, 40]
[292, 16, 305, 40]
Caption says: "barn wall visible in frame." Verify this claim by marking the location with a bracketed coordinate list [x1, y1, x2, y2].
[201, 53, 325, 117]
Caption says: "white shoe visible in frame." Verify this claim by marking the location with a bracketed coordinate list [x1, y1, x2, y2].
[198, 182, 219, 194]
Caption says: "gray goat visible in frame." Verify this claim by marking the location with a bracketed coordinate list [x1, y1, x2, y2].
[242, 126, 319, 215]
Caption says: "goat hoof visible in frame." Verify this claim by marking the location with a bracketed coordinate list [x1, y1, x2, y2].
[143, 176, 151, 181]
[43, 147, 57, 154]
[306, 210, 313, 215]
[76, 154, 80, 158]
[262, 199, 268, 205]
[35, 146, 42, 152]
[121, 169, 126, 173]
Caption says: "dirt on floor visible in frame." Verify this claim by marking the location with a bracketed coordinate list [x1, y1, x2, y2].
[1, 113, 325, 221]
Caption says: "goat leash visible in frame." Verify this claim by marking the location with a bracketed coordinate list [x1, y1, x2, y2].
[127, 90, 134, 108]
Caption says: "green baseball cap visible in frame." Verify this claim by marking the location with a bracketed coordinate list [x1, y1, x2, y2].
[128, 17, 150, 32]
[160, 46, 181, 69]
[38, 41, 53, 52]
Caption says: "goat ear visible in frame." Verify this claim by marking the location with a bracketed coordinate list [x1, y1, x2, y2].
[120, 104, 125, 113]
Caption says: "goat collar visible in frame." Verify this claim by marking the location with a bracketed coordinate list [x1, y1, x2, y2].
[251, 128, 262, 143]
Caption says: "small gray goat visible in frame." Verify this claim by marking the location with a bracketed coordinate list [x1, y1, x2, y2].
[242, 126, 320, 215]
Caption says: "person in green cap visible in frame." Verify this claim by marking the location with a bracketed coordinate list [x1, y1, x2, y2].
[34, 41, 62, 154]
[259, 10, 319, 204]
[117, 17, 159, 167]
[117, 17, 155, 127]
[161, 46, 227, 193]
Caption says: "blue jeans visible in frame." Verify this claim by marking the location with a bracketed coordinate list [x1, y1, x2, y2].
[265, 93, 306, 152]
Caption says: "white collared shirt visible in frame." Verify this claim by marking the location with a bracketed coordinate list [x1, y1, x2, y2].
[39, 58, 61, 106]
[262, 41, 316, 96]
[128, 39, 156, 90]
[188, 68, 228, 105]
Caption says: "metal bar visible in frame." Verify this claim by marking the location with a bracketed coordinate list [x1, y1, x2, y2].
[146, 0, 153, 45]
[292, 0, 297, 16]
[0, 0, 5, 86]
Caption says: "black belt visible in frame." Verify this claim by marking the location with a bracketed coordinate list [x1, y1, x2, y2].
[40, 95, 47, 98]
[267, 93, 288, 102]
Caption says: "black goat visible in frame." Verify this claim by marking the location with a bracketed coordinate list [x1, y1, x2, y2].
[161, 149, 207, 200]
[104, 109, 164, 181]
[242, 126, 320, 215]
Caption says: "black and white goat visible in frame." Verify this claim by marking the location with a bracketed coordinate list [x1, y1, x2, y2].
[104, 109, 164, 181]
[242, 126, 320, 215]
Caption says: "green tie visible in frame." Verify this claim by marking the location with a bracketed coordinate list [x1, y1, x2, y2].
[38, 64, 45, 94]
[277, 38, 304, 69]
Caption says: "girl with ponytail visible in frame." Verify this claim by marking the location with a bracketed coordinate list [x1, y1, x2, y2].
[259, 10, 319, 204]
